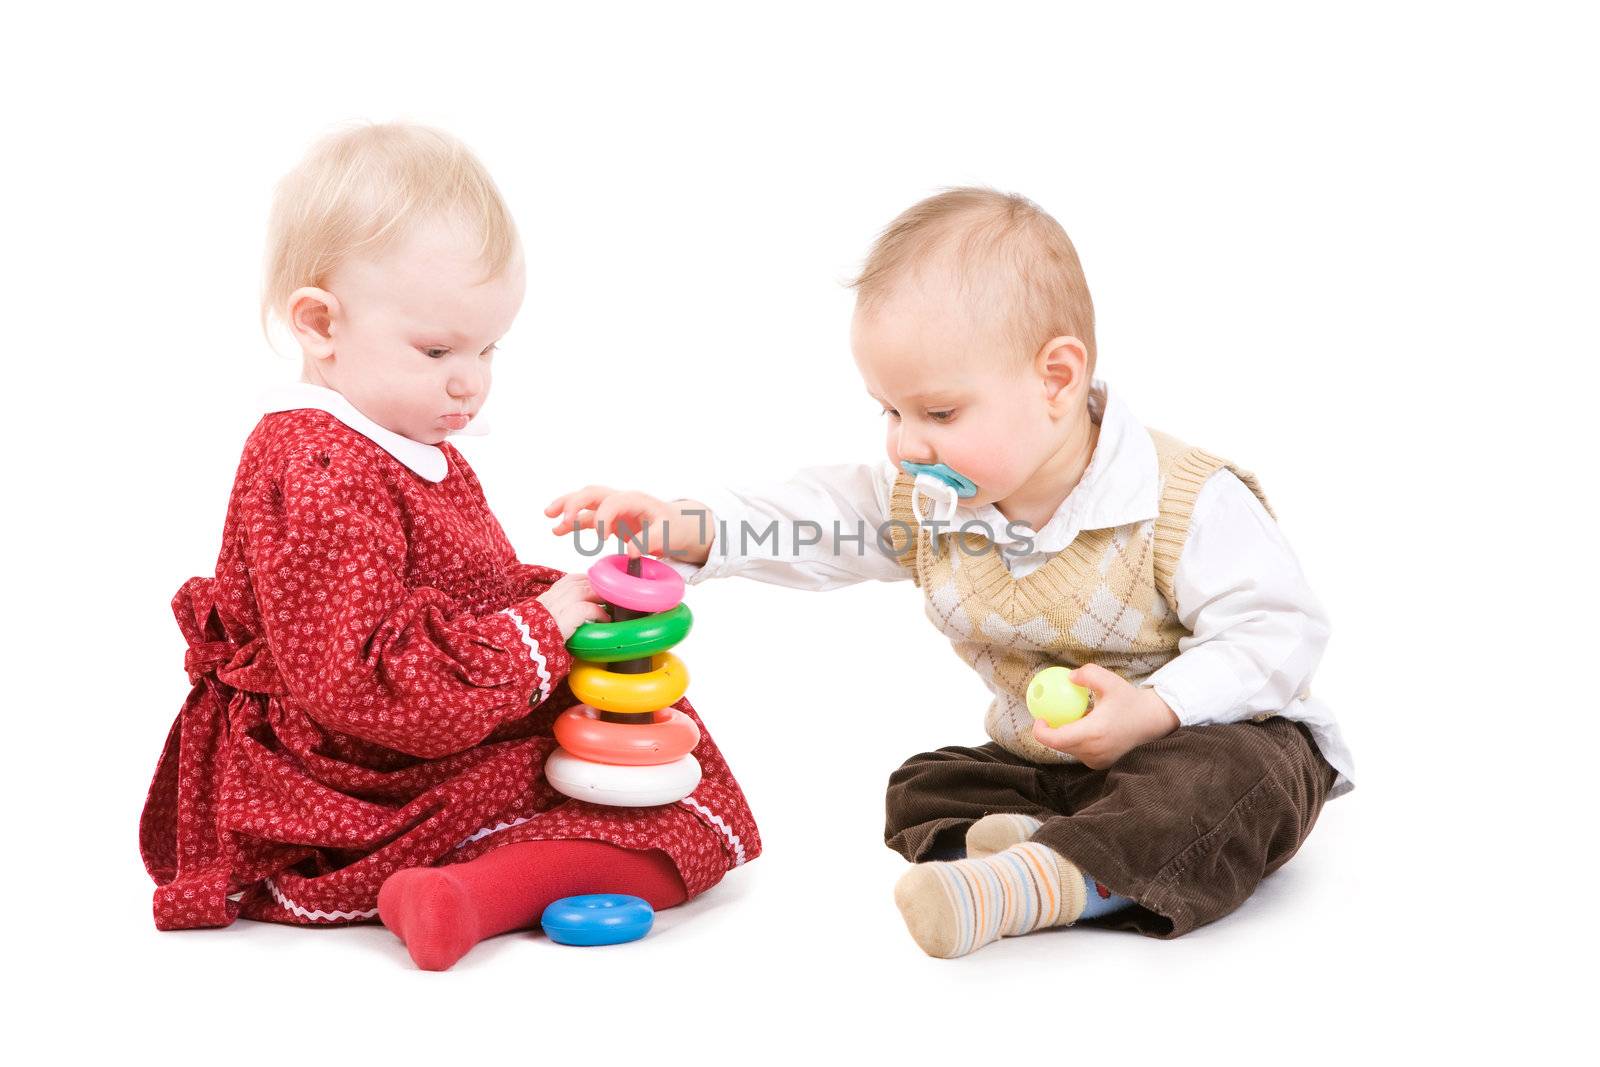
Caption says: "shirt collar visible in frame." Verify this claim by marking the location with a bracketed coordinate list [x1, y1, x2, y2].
[905, 379, 1160, 555]
[258, 382, 455, 483]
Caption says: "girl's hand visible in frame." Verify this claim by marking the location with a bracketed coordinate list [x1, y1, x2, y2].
[544, 486, 715, 566]
[1031, 664, 1180, 769]
[535, 573, 610, 639]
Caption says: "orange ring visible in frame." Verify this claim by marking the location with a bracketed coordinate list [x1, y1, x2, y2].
[553, 705, 702, 766]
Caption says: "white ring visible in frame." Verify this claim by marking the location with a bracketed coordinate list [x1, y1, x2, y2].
[544, 749, 702, 807]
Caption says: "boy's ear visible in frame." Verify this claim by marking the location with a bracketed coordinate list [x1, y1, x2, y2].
[1035, 335, 1090, 409]
[286, 286, 340, 360]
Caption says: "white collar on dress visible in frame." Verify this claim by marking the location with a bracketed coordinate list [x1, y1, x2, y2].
[258, 381, 489, 484]
[892, 379, 1160, 554]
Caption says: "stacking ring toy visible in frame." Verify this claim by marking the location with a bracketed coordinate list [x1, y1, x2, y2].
[568, 653, 689, 714]
[553, 705, 701, 766]
[565, 603, 693, 662]
[548, 554, 702, 809]
[586, 554, 686, 613]
[544, 749, 702, 807]
[541, 894, 654, 946]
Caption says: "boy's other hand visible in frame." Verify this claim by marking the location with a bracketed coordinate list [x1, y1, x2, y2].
[1031, 664, 1180, 769]
[544, 487, 715, 566]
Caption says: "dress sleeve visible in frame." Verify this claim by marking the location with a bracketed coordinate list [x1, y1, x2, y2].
[1144, 470, 1330, 725]
[245, 458, 573, 759]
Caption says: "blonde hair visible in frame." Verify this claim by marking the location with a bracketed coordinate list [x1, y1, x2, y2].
[262, 123, 518, 332]
[850, 187, 1096, 373]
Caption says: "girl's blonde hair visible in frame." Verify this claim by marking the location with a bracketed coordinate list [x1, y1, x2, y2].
[262, 123, 519, 332]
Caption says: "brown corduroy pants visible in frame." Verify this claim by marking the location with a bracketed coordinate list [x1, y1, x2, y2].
[884, 717, 1336, 938]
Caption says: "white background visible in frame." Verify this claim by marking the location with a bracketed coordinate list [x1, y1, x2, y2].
[6, 1, 1593, 1061]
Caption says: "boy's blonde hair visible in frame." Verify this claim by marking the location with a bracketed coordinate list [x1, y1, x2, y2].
[262, 123, 518, 331]
[850, 187, 1096, 374]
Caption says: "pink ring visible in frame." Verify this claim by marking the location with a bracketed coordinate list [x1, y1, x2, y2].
[553, 705, 701, 766]
[586, 555, 686, 613]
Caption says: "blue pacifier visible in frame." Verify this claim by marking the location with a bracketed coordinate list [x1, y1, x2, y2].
[899, 461, 978, 499]
[540, 893, 655, 946]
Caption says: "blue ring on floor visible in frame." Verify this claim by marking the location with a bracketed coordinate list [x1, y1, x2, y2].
[540, 893, 655, 946]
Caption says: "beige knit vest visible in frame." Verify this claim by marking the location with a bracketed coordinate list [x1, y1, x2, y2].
[887, 428, 1272, 764]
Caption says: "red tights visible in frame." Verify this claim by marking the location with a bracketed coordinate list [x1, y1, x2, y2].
[377, 839, 686, 970]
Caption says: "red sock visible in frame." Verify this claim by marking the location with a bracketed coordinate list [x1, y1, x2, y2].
[378, 839, 686, 971]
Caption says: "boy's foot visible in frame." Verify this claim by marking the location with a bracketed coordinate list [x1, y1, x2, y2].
[893, 842, 1087, 958]
[964, 812, 1044, 858]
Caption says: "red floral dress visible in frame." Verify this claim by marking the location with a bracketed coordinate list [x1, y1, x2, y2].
[139, 407, 761, 930]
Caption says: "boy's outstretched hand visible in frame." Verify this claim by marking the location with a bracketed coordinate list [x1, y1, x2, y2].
[1031, 664, 1180, 769]
[545, 487, 716, 566]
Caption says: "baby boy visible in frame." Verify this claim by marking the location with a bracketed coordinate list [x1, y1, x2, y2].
[549, 188, 1351, 957]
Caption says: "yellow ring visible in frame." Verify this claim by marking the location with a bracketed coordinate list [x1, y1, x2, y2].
[568, 653, 689, 714]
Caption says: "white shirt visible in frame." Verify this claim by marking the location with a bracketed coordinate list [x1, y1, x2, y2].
[675, 382, 1354, 797]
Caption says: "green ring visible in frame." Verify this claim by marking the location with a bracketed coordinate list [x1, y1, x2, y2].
[565, 602, 693, 661]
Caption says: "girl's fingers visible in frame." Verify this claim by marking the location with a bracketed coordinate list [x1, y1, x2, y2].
[561, 576, 599, 602]
[578, 603, 610, 625]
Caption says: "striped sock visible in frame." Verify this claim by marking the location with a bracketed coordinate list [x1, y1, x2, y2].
[965, 812, 1044, 858]
[893, 842, 1088, 958]
[965, 814, 1135, 920]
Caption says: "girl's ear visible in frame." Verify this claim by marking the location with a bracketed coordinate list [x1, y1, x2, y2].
[286, 287, 340, 361]
[1035, 334, 1090, 410]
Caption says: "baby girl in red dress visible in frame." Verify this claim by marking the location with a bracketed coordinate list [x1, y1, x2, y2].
[138, 123, 760, 970]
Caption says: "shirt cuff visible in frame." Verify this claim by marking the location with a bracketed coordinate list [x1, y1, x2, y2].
[664, 489, 756, 585]
[1144, 649, 1249, 727]
[663, 556, 716, 586]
